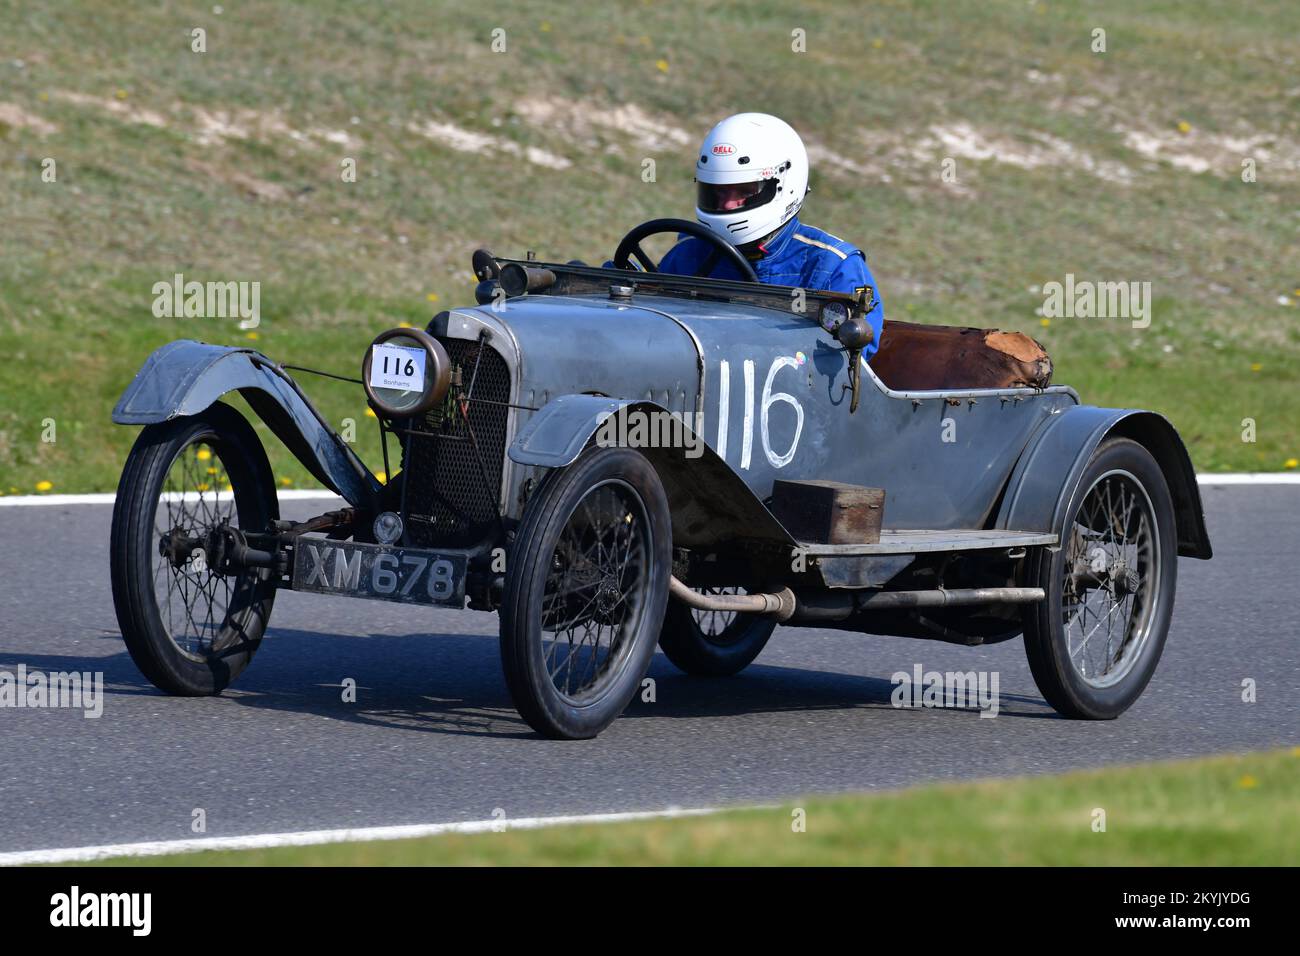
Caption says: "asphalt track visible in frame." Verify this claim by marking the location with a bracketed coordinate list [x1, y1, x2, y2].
[0, 484, 1295, 855]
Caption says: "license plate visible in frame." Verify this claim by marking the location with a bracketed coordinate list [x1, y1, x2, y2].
[291, 538, 466, 607]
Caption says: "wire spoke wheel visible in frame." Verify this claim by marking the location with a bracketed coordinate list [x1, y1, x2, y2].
[151, 439, 242, 660]
[1022, 437, 1177, 719]
[1061, 470, 1160, 688]
[111, 402, 278, 695]
[690, 588, 741, 641]
[540, 481, 651, 703]
[660, 584, 777, 677]
[500, 446, 671, 739]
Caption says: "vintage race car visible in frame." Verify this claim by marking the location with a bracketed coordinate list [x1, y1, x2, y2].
[110, 218, 1212, 739]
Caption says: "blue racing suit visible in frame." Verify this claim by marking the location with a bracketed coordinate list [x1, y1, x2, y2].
[657, 217, 884, 359]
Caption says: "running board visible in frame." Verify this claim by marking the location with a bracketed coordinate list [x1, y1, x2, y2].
[798, 529, 1057, 589]
[799, 529, 1057, 557]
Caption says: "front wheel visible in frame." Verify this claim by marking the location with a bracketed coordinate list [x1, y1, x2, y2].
[1022, 437, 1177, 719]
[110, 401, 279, 695]
[499, 447, 672, 739]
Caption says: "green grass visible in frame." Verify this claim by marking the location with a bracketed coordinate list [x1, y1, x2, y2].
[85, 748, 1299, 865]
[2, 0, 1298, 493]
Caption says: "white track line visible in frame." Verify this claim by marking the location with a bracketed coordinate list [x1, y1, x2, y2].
[1, 474, 1296, 508]
[0, 490, 343, 507]
[1196, 473, 1300, 485]
[0, 807, 719, 866]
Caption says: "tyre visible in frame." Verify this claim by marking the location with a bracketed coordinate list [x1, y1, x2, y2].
[659, 588, 777, 676]
[110, 401, 279, 695]
[1022, 437, 1177, 719]
[499, 446, 672, 739]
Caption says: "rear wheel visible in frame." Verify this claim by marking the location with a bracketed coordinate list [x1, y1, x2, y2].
[110, 402, 279, 695]
[500, 447, 671, 739]
[1023, 438, 1177, 719]
[659, 588, 777, 676]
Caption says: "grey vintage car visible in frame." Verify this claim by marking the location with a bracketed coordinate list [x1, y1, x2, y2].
[110, 219, 1212, 738]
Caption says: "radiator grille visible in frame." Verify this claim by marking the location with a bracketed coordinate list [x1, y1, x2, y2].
[401, 337, 511, 548]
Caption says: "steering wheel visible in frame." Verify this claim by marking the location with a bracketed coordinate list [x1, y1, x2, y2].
[612, 218, 759, 283]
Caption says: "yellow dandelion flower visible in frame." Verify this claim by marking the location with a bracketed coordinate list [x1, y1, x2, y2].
[871, 38, 884, 49]
[398, 321, 413, 328]
[426, 292, 439, 302]
[1285, 458, 1298, 469]
[1040, 317, 1051, 327]
[206, 466, 217, 475]
[541, 21, 552, 32]
[365, 407, 377, 418]
[196, 448, 211, 461]
[245, 331, 260, 340]
[115, 88, 128, 100]
[8, 487, 18, 494]
[223, 483, 233, 492]
[655, 58, 669, 73]
[1237, 774, 1257, 789]
[1250, 363, 1262, 372]
[279, 476, 293, 487]
[1176, 120, 1191, 134]
[196, 482, 210, 492]
[374, 470, 387, 483]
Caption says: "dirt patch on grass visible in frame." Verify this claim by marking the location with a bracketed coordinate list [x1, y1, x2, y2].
[51, 92, 361, 153]
[54, 91, 167, 128]
[913, 122, 1135, 184]
[0, 101, 57, 136]
[406, 117, 571, 169]
[1117, 125, 1298, 179]
[188, 105, 359, 151]
[515, 97, 692, 153]
[186, 158, 292, 201]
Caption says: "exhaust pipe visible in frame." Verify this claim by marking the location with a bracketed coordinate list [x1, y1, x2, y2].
[669, 577, 1043, 625]
[790, 587, 1044, 623]
[668, 576, 796, 622]
[855, 587, 1044, 609]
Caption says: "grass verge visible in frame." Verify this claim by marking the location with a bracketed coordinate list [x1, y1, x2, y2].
[81, 748, 1299, 866]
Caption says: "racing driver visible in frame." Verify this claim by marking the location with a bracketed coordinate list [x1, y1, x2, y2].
[659, 112, 885, 358]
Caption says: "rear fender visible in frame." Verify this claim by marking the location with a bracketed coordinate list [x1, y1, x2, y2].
[995, 406, 1211, 559]
[113, 340, 381, 508]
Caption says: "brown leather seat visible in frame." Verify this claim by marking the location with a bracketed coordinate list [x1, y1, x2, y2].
[868, 319, 1052, 391]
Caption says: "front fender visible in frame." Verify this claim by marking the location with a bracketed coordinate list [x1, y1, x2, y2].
[509, 393, 794, 549]
[995, 405, 1211, 559]
[113, 339, 381, 508]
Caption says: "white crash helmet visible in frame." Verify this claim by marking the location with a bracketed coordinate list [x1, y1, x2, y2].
[694, 113, 809, 248]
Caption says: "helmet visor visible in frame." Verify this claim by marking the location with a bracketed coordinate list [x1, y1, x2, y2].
[697, 178, 779, 214]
